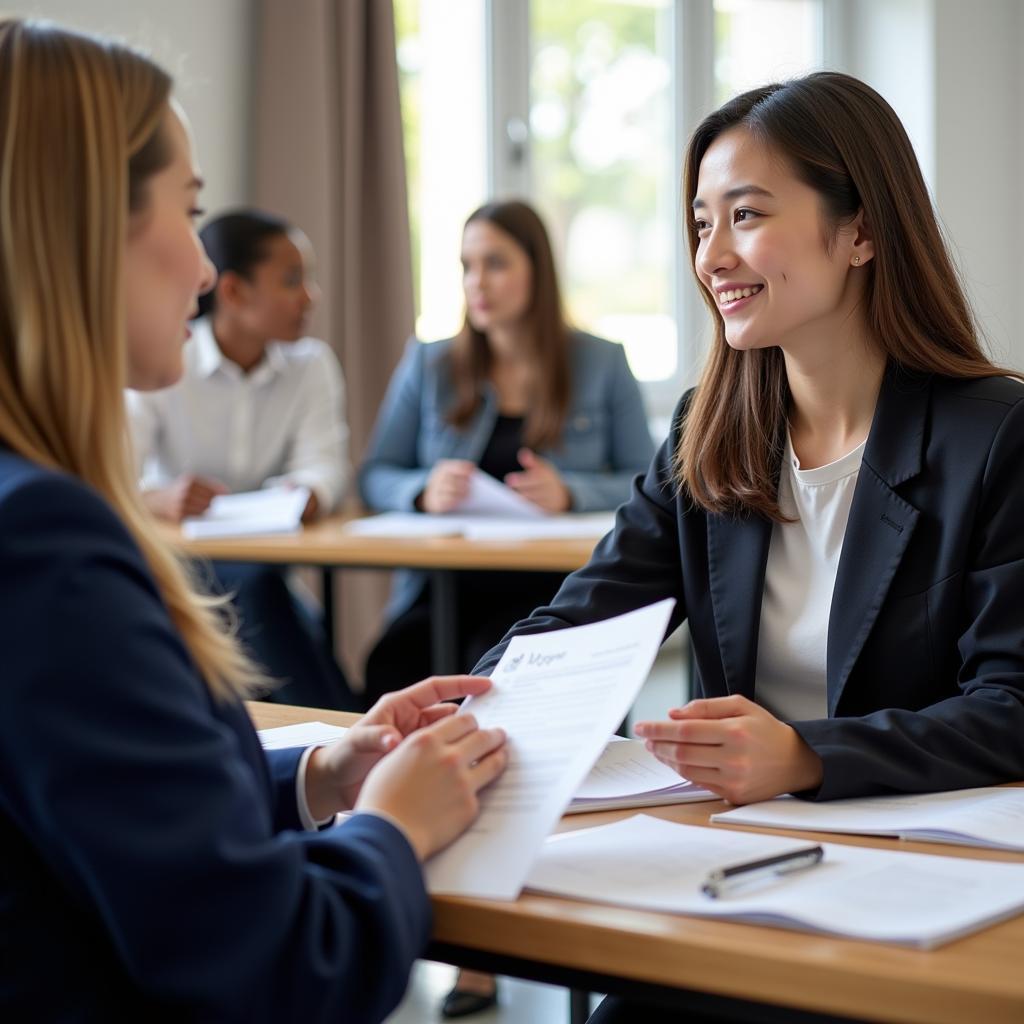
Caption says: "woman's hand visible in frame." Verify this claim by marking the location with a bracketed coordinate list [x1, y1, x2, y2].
[504, 448, 571, 512]
[141, 473, 228, 522]
[304, 675, 495, 819]
[633, 695, 823, 805]
[418, 459, 475, 513]
[355, 712, 508, 861]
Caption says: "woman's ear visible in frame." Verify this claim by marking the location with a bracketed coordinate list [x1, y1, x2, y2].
[849, 208, 875, 268]
[214, 270, 247, 312]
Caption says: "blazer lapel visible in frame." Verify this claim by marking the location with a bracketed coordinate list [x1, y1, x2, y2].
[826, 367, 928, 713]
[707, 510, 772, 699]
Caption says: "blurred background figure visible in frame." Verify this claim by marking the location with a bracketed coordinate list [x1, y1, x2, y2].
[127, 209, 356, 709]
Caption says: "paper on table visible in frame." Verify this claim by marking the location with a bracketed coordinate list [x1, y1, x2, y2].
[344, 511, 613, 541]
[711, 787, 1024, 852]
[258, 721, 348, 750]
[425, 598, 676, 899]
[568, 738, 716, 814]
[454, 468, 546, 518]
[526, 814, 1024, 948]
[460, 513, 615, 541]
[182, 486, 309, 540]
[343, 512, 467, 538]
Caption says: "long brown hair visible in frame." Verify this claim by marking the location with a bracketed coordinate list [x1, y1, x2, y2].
[448, 200, 571, 449]
[678, 72, 1009, 520]
[0, 19, 261, 700]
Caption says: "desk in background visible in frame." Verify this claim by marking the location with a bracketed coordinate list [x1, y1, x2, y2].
[248, 702, 1024, 1024]
[166, 514, 598, 675]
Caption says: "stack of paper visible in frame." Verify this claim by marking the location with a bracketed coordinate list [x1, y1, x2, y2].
[526, 814, 1024, 948]
[711, 787, 1024, 852]
[182, 486, 309, 540]
[258, 721, 349, 750]
[567, 738, 715, 814]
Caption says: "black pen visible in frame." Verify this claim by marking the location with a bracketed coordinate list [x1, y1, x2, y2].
[701, 845, 825, 899]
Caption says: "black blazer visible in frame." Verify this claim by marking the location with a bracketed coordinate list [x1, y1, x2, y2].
[475, 368, 1024, 800]
[0, 451, 429, 1022]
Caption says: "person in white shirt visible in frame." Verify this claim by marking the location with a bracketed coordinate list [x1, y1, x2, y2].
[127, 209, 354, 709]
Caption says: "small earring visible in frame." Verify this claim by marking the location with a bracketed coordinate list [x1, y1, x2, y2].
[852, 255, 862, 266]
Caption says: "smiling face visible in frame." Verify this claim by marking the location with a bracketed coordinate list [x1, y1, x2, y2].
[461, 219, 534, 335]
[692, 127, 872, 359]
[124, 103, 216, 390]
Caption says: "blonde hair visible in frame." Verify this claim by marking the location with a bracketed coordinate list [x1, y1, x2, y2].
[0, 19, 261, 701]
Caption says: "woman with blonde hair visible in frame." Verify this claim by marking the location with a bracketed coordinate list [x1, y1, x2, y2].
[0, 19, 505, 1022]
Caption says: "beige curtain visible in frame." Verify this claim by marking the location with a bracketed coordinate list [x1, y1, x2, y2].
[252, 0, 413, 687]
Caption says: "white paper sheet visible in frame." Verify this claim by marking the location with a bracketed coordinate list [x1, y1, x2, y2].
[454, 468, 546, 518]
[257, 721, 349, 750]
[568, 738, 715, 813]
[343, 512, 466, 538]
[526, 814, 1024, 948]
[344, 511, 614, 541]
[425, 598, 676, 899]
[711, 787, 1024, 852]
[182, 486, 309, 539]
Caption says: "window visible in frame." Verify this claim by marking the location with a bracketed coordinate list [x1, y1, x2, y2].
[395, 0, 823, 411]
[394, 0, 487, 342]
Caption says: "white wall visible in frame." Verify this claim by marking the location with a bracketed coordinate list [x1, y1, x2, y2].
[841, 0, 1023, 371]
[12, 1, 254, 214]
[932, 0, 1022, 369]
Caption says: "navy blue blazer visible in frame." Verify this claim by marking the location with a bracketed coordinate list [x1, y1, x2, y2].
[0, 451, 429, 1022]
[360, 332, 655, 619]
[475, 368, 1024, 800]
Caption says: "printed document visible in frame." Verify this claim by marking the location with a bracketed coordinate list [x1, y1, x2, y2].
[425, 598, 676, 899]
[526, 814, 1024, 948]
[182, 486, 309, 540]
[712, 786, 1024, 851]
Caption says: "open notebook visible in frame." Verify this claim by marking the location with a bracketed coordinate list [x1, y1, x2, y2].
[526, 814, 1024, 949]
[257, 727, 714, 814]
[182, 486, 309, 540]
[711, 786, 1024, 852]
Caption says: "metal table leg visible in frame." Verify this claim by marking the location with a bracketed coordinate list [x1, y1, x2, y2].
[430, 570, 460, 674]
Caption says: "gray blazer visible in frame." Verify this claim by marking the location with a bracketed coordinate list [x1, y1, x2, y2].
[359, 332, 655, 618]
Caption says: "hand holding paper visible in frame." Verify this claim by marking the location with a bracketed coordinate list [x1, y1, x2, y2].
[425, 598, 675, 899]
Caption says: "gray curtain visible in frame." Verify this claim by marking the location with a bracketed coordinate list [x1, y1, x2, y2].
[253, 0, 414, 686]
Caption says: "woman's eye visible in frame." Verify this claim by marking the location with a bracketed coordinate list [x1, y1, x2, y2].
[734, 208, 759, 223]
[693, 219, 710, 233]
[189, 207, 206, 220]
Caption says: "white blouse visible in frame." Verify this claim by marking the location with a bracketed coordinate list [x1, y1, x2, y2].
[754, 433, 866, 722]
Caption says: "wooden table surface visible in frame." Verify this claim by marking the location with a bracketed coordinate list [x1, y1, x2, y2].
[163, 514, 600, 572]
[249, 702, 1024, 1024]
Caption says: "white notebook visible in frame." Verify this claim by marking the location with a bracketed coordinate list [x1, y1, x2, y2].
[567, 738, 715, 814]
[527, 814, 1024, 948]
[711, 787, 1024, 852]
[182, 486, 309, 540]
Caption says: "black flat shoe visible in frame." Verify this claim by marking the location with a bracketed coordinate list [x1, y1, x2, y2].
[439, 985, 498, 1018]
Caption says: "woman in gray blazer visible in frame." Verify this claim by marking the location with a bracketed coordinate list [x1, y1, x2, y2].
[359, 200, 654, 1016]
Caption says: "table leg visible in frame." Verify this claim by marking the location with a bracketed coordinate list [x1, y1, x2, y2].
[570, 989, 591, 1024]
[430, 570, 460, 675]
[321, 567, 336, 656]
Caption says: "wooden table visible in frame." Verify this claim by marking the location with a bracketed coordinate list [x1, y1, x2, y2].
[250, 702, 1024, 1024]
[166, 515, 599, 675]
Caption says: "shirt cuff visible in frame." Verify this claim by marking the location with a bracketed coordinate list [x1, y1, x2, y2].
[295, 745, 336, 831]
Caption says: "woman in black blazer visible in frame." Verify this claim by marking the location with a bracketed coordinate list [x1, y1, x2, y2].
[0, 20, 506, 1023]
[483, 63, 1024, 906]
